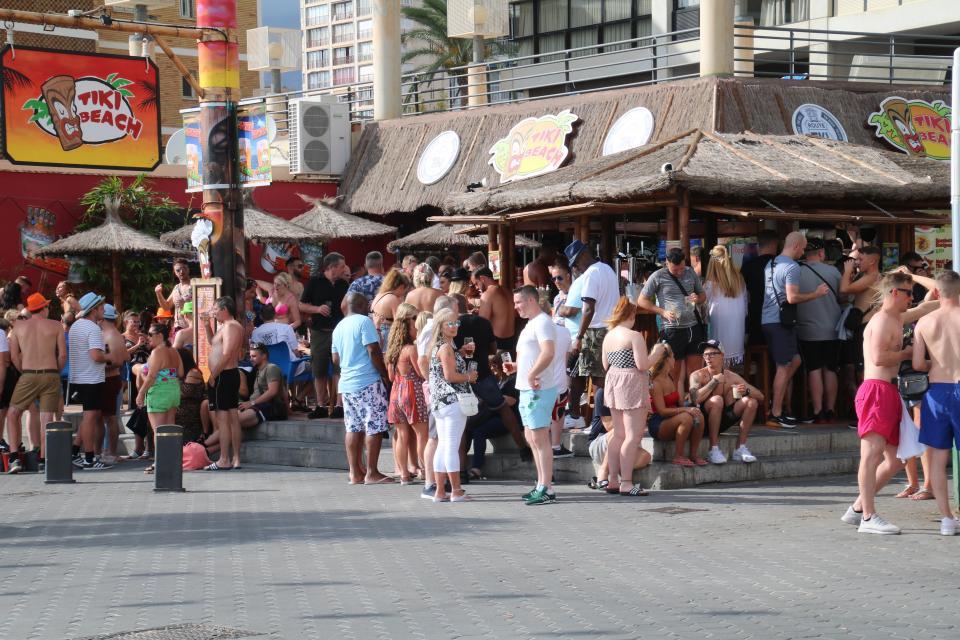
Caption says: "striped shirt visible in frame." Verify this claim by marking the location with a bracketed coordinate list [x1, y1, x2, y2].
[68, 318, 105, 384]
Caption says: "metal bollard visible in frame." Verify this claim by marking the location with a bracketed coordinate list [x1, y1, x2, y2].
[154, 424, 185, 492]
[45, 421, 76, 484]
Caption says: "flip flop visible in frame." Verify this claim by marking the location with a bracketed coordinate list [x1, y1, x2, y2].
[693, 457, 709, 466]
[620, 485, 649, 497]
[364, 476, 396, 485]
[203, 463, 232, 471]
[895, 484, 919, 498]
[143, 464, 155, 475]
[910, 488, 934, 500]
[672, 456, 695, 467]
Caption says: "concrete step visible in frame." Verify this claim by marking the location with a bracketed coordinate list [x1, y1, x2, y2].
[245, 419, 386, 446]
[241, 439, 395, 471]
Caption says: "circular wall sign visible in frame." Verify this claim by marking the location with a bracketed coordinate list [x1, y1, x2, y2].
[602, 107, 655, 156]
[791, 104, 848, 141]
[417, 130, 461, 185]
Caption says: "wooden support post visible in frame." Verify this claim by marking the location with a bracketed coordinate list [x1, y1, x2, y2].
[498, 224, 511, 286]
[666, 207, 679, 241]
[703, 214, 718, 275]
[506, 226, 517, 287]
[600, 215, 615, 265]
[678, 191, 691, 256]
[897, 224, 915, 256]
[577, 216, 590, 243]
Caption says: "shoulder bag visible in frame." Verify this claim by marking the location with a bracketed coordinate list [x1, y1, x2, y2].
[768, 258, 797, 328]
[666, 270, 707, 331]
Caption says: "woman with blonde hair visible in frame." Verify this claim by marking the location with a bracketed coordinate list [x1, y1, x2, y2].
[405, 263, 441, 313]
[256, 271, 302, 329]
[385, 302, 427, 483]
[648, 342, 706, 466]
[372, 270, 411, 349]
[427, 307, 477, 502]
[600, 297, 651, 496]
[704, 244, 747, 370]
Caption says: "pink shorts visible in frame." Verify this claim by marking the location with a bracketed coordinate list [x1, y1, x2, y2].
[855, 379, 901, 446]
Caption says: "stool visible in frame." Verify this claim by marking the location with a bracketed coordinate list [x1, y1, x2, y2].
[744, 344, 770, 412]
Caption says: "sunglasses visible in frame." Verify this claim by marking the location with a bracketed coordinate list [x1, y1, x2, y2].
[445, 321, 461, 328]
[703, 351, 723, 358]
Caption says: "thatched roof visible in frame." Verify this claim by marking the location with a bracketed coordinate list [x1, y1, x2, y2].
[161, 205, 330, 249]
[290, 194, 396, 239]
[36, 210, 189, 258]
[338, 76, 948, 217]
[445, 130, 951, 215]
[387, 224, 540, 253]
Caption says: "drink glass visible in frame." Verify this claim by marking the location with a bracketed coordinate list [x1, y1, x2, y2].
[733, 385, 744, 400]
[463, 336, 475, 357]
[501, 352, 512, 364]
[468, 361, 478, 374]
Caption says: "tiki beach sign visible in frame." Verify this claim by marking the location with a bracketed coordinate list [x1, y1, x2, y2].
[868, 96, 951, 161]
[488, 110, 578, 183]
[0, 46, 161, 171]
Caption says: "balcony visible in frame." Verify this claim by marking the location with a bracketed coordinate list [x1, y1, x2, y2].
[357, 29, 372, 40]
[357, 50, 373, 62]
[332, 7, 354, 21]
[333, 55, 355, 66]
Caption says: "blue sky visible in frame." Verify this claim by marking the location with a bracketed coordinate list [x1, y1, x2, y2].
[261, 0, 302, 90]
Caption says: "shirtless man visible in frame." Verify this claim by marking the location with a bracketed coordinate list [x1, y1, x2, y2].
[5, 294, 65, 473]
[689, 339, 762, 465]
[912, 270, 960, 536]
[286, 257, 305, 300]
[523, 246, 557, 289]
[473, 267, 517, 352]
[203, 296, 244, 470]
[99, 304, 128, 461]
[839, 245, 882, 402]
[841, 272, 914, 534]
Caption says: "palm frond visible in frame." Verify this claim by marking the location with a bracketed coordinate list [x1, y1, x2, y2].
[2, 67, 32, 92]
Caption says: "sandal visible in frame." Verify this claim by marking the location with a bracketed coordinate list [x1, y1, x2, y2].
[587, 476, 599, 489]
[143, 464, 155, 475]
[672, 456, 695, 467]
[598, 479, 609, 490]
[910, 488, 934, 500]
[895, 484, 919, 498]
[693, 457, 709, 466]
[203, 462, 232, 471]
[620, 485, 649, 497]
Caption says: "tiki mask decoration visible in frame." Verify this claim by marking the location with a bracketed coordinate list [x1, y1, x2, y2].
[41, 75, 83, 151]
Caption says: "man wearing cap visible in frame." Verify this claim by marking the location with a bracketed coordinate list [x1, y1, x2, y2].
[70, 292, 114, 470]
[797, 237, 843, 423]
[566, 241, 619, 402]
[100, 304, 128, 462]
[5, 293, 66, 473]
[638, 247, 706, 385]
[689, 339, 762, 464]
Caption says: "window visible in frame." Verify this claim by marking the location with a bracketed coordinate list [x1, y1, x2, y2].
[539, 0, 568, 32]
[357, 0, 372, 16]
[180, 0, 195, 19]
[182, 76, 195, 98]
[306, 49, 329, 69]
[571, 0, 601, 28]
[305, 4, 329, 26]
[357, 19, 373, 40]
[333, 67, 355, 85]
[510, 1, 535, 37]
[359, 65, 374, 82]
[307, 70, 331, 89]
[306, 27, 329, 48]
[332, 1, 354, 21]
[673, 0, 699, 38]
[332, 23, 354, 44]
[605, 0, 631, 21]
[333, 46, 354, 65]
[357, 41, 373, 62]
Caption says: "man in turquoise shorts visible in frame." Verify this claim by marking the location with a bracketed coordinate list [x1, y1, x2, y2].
[507, 285, 558, 506]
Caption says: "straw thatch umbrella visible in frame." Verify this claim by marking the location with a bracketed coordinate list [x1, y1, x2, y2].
[161, 204, 331, 250]
[35, 196, 190, 313]
[387, 224, 540, 253]
[290, 194, 397, 239]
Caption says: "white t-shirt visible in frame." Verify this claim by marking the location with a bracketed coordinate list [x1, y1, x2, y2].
[551, 320, 571, 393]
[579, 261, 619, 328]
[68, 318, 105, 384]
[0, 331, 8, 354]
[251, 321, 299, 360]
[516, 312, 556, 391]
[416, 319, 435, 358]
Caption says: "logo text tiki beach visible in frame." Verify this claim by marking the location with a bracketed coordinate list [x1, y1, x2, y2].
[868, 96, 951, 161]
[489, 110, 579, 183]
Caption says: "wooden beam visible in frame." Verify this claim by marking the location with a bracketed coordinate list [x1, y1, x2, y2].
[153, 35, 204, 100]
[678, 190, 691, 255]
[575, 128, 698, 183]
[696, 205, 946, 225]
[700, 130, 790, 180]
[666, 206, 679, 240]
[803, 137, 909, 185]
[0, 8, 209, 39]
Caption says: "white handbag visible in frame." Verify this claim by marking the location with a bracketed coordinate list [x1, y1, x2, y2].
[457, 392, 479, 417]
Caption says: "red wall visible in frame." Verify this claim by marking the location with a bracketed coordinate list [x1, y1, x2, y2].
[0, 170, 395, 294]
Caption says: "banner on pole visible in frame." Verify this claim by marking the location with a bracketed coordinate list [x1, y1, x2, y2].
[183, 109, 203, 193]
[237, 101, 272, 188]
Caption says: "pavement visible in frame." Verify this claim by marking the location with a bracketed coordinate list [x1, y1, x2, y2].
[1, 462, 957, 640]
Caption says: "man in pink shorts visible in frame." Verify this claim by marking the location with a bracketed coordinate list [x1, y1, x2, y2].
[841, 272, 914, 534]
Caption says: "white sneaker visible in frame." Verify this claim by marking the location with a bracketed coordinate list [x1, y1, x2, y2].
[708, 446, 727, 465]
[564, 415, 585, 430]
[858, 514, 901, 535]
[940, 517, 958, 536]
[840, 505, 863, 526]
[732, 445, 756, 463]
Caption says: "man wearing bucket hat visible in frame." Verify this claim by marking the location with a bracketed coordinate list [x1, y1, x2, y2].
[99, 304, 128, 462]
[5, 293, 66, 474]
[70, 292, 114, 470]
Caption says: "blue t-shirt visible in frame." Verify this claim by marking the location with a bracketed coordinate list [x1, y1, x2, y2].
[563, 275, 584, 339]
[761, 256, 800, 326]
[331, 314, 381, 393]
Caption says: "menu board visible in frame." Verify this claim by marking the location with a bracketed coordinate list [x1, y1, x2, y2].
[191, 278, 221, 382]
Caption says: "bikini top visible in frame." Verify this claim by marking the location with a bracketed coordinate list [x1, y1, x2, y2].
[607, 348, 637, 369]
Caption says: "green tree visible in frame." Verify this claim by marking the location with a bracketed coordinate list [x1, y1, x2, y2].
[76, 175, 191, 313]
[400, 0, 512, 111]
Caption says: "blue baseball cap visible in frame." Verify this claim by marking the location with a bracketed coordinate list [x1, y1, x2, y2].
[564, 240, 588, 268]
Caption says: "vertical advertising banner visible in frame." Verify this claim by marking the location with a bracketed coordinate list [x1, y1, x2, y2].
[1, 46, 161, 170]
[182, 109, 203, 193]
[237, 102, 272, 188]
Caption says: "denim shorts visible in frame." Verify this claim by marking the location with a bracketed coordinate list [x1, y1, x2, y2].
[518, 387, 558, 430]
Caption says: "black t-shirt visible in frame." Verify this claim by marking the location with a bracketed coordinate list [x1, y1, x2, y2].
[741, 253, 774, 335]
[454, 313, 495, 380]
[301, 276, 348, 331]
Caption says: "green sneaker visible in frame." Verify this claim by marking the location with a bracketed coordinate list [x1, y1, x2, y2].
[521, 487, 538, 501]
[524, 488, 556, 505]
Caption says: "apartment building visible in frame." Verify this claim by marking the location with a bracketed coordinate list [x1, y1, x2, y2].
[1, 0, 261, 137]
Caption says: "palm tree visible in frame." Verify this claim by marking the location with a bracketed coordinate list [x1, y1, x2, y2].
[401, 0, 511, 110]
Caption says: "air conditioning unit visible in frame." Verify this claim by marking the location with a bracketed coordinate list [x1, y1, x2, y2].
[288, 98, 351, 176]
